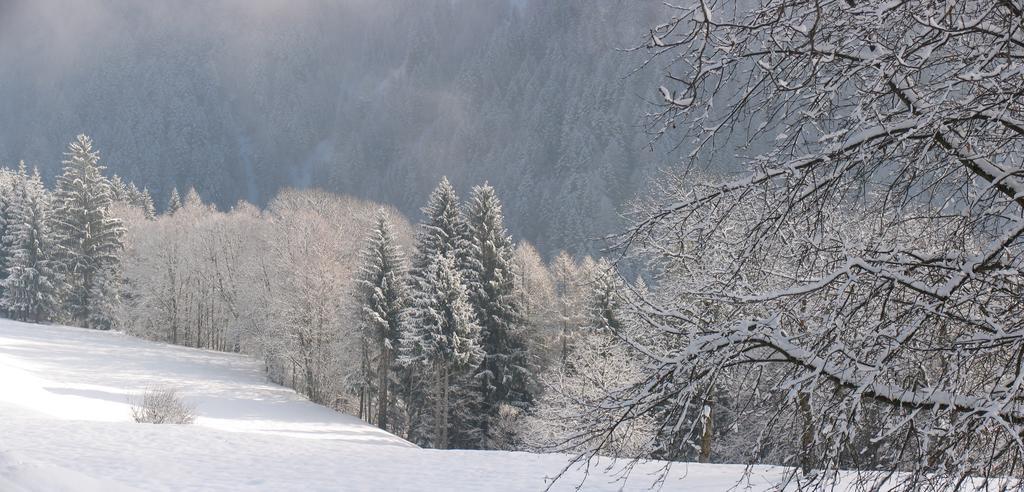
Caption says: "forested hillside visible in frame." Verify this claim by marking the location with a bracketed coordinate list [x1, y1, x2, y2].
[0, 0, 672, 256]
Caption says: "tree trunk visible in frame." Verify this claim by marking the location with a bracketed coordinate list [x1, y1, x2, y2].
[799, 392, 815, 474]
[699, 398, 714, 463]
[436, 365, 450, 450]
[376, 341, 390, 431]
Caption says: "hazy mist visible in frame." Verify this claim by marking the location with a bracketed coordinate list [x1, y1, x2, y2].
[0, 0, 672, 255]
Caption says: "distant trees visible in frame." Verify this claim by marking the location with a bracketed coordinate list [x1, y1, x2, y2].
[166, 188, 182, 215]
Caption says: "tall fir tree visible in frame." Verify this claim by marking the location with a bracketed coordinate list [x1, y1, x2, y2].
[401, 252, 483, 450]
[166, 187, 182, 215]
[138, 187, 156, 220]
[464, 183, 532, 448]
[588, 259, 624, 335]
[354, 209, 409, 432]
[402, 177, 475, 444]
[2, 165, 61, 322]
[109, 174, 130, 203]
[52, 135, 125, 329]
[0, 167, 20, 308]
[409, 177, 470, 275]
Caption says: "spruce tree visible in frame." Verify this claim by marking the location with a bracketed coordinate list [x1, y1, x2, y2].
[3, 165, 61, 322]
[52, 135, 125, 329]
[0, 167, 20, 306]
[139, 187, 156, 220]
[184, 187, 203, 209]
[109, 174, 130, 203]
[402, 177, 474, 443]
[167, 187, 182, 215]
[354, 209, 409, 431]
[409, 177, 470, 275]
[401, 252, 483, 449]
[464, 183, 531, 448]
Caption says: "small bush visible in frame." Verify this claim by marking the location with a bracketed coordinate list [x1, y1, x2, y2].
[130, 387, 196, 424]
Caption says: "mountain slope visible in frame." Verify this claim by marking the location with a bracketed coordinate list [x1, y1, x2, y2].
[0, 0, 673, 256]
[0, 321, 785, 491]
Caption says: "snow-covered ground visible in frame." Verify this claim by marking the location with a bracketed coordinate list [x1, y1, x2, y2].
[0, 321, 787, 491]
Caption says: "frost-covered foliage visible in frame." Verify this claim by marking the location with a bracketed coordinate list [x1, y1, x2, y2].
[118, 188, 414, 416]
[0, 150, 636, 459]
[585, 1, 1024, 488]
[520, 258, 655, 459]
[2, 164, 61, 323]
[130, 387, 195, 425]
[51, 135, 125, 329]
[354, 209, 409, 432]
[464, 184, 533, 448]
[401, 252, 484, 449]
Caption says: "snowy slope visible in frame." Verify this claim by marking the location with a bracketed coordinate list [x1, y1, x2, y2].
[0, 321, 787, 491]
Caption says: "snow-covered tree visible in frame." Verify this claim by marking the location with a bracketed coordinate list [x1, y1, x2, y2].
[0, 167, 20, 305]
[166, 187, 182, 215]
[2, 165, 61, 322]
[402, 177, 473, 444]
[354, 208, 409, 431]
[410, 177, 469, 275]
[109, 174, 130, 203]
[138, 188, 156, 220]
[583, 1, 1024, 486]
[464, 183, 532, 448]
[520, 259, 654, 458]
[51, 135, 125, 329]
[401, 252, 483, 449]
[548, 252, 588, 368]
[510, 242, 558, 389]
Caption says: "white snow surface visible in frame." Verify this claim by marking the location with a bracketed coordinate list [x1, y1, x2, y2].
[0, 321, 788, 491]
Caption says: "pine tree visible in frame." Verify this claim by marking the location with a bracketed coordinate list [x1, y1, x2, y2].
[138, 187, 156, 220]
[410, 177, 470, 275]
[3, 165, 61, 322]
[588, 259, 624, 334]
[184, 187, 203, 209]
[402, 177, 474, 443]
[0, 167, 20, 306]
[354, 209, 409, 432]
[51, 135, 125, 329]
[167, 187, 182, 215]
[463, 183, 531, 448]
[401, 252, 483, 449]
[109, 174, 130, 203]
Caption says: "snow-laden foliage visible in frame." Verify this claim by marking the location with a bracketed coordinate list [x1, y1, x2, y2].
[166, 187, 182, 215]
[464, 184, 533, 448]
[354, 209, 410, 432]
[588, 1, 1024, 488]
[129, 387, 196, 425]
[120, 189, 404, 409]
[1, 164, 61, 323]
[401, 252, 484, 449]
[521, 258, 655, 459]
[51, 135, 125, 329]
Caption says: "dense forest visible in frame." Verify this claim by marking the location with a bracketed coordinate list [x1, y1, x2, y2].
[0, 0, 679, 257]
